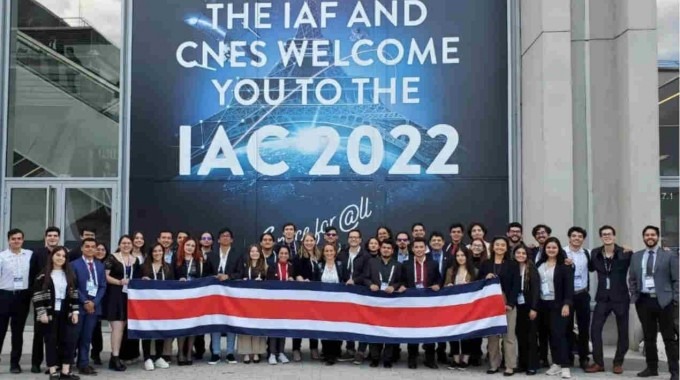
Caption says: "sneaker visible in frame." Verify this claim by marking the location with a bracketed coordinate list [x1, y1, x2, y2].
[154, 358, 170, 369]
[353, 352, 364, 365]
[310, 348, 320, 360]
[208, 355, 220, 365]
[561, 368, 571, 378]
[547, 364, 562, 376]
[226, 354, 237, 364]
[144, 359, 155, 371]
[268, 354, 278, 365]
[278, 353, 290, 364]
[338, 351, 354, 362]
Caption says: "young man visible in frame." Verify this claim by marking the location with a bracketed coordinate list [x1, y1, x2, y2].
[530, 224, 552, 262]
[158, 230, 175, 265]
[72, 238, 107, 375]
[0, 229, 36, 374]
[365, 239, 402, 368]
[275, 223, 299, 258]
[506, 222, 524, 249]
[337, 229, 369, 362]
[68, 227, 96, 262]
[563, 226, 591, 369]
[426, 232, 450, 363]
[585, 226, 632, 374]
[399, 237, 441, 369]
[30, 226, 61, 373]
[208, 228, 242, 364]
[445, 223, 465, 257]
[629, 226, 679, 380]
[323, 226, 342, 252]
[395, 232, 412, 263]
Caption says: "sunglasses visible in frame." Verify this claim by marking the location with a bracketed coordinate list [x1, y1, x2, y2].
[201, 237, 213, 241]
[326, 233, 337, 237]
[397, 238, 409, 242]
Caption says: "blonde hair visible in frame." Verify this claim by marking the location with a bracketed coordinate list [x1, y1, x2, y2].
[299, 233, 321, 260]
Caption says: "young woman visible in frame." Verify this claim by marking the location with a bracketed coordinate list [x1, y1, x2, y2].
[260, 232, 277, 268]
[365, 237, 380, 258]
[104, 235, 141, 371]
[514, 244, 540, 375]
[32, 246, 80, 379]
[199, 231, 214, 258]
[536, 237, 573, 379]
[479, 236, 520, 376]
[444, 247, 478, 369]
[468, 238, 489, 268]
[352, 237, 381, 365]
[90, 242, 110, 365]
[139, 243, 173, 371]
[131, 232, 146, 264]
[467, 223, 491, 250]
[238, 244, 268, 364]
[317, 244, 348, 365]
[174, 237, 214, 366]
[375, 226, 393, 243]
[266, 245, 295, 365]
[292, 233, 320, 361]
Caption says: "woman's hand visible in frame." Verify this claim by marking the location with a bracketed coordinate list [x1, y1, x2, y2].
[485, 274, 496, 279]
[71, 314, 79, 324]
[120, 278, 130, 286]
[561, 305, 570, 317]
[430, 285, 441, 291]
[179, 278, 187, 282]
[141, 276, 150, 280]
[529, 310, 537, 320]
[39, 315, 49, 324]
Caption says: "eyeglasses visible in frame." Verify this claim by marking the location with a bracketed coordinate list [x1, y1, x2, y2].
[326, 233, 337, 237]
[349, 236, 360, 239]
[397, 238, 409, 242]
[201, 237, 213, 241]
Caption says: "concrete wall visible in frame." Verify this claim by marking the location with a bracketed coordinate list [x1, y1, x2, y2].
[520, 0, 660, 347]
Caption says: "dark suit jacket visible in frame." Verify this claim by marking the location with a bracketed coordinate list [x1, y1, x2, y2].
[266, 262, 295, 281]
[401, 258, 441, 288]
[68, 246, 83, 262]
[363, 257, 402, 289]
[589, 245, 632, 303]
[337, 248, 369, 284]
[207, 248, 243, 279]
[274, 240, 301, 259]
[478, 259, 521, 307]
[535, 261, 574, 308]
[71, 257, 107, 315]
[317, 261, 349, 283]
[174, 259, 214, 280]
[629, 247, 679, 308]
[426, 250, 451, 286]
[294, 256, 319, 281]
[30, 247, 52, 281]
[519, 265, 541, 311]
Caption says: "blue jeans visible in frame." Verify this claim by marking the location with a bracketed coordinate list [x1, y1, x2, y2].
[210, 332, 236, 355]
[77, 312, 98, 368]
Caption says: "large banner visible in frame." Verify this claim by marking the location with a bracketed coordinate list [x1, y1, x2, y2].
[129, 0, 509, 246]
[127, 277, 507, 342]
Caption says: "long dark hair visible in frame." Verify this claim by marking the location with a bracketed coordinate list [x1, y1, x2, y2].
[490, 236, 511, 260]
[513, 244, 536, 291]
[245, 244, 267, 277]
[141, 243, 171, 279]
[537, 237, 566, 266]
[41, 246, 76, 291]
[451, 246, 477, 282]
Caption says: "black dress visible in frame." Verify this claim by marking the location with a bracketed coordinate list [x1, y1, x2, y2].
[105, 254, 141, 361]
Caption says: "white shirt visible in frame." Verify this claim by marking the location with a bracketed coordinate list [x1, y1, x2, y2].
[321, 265, 340, 284]
[218, 247, 231, 274]
[564, 245, 589, 291]
[539, 264, 556, 301]
[51, 269, 67, 311]
[641, 246, 658, 293]
[0, 249, 33, 290]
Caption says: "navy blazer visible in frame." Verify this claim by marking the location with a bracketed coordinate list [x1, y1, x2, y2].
[71, 257, 107, 315]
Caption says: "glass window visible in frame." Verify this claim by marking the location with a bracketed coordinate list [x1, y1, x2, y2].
[660, 187, 679, 252]
[6, 0, 120, 177]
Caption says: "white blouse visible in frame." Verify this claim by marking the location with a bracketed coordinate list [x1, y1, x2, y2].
[321, 265, 340, 284]
[51, 269, 67, 311]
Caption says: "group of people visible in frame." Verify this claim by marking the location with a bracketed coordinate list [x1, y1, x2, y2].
[0, 221, 677, 380]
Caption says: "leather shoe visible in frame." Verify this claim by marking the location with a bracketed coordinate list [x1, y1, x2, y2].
[424, 361, 438, 369]
[79, 366, 97, 375]
[638, 368, 659, 377]
[585, 363, 605, 373]
[10, 365, 22, 374]
[31, 365, 41, 374]
[613, 365, 624, 374]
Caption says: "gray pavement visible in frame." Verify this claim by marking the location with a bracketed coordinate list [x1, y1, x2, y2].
[0, 330, 673, 379]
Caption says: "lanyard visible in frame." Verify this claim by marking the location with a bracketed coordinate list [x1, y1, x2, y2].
[248, 266, 252, 279]
[414, 259, 425, 284]
[278, 262, 286, 280]
[186, 258, 194, 279]
[520, 266, 525, 291]
[120, 254, 134, 280]
[84, 257, 98, 285]
[379, 265, 395, 284]
[347, 250, 359, 273]
[219, 253, 228, 274]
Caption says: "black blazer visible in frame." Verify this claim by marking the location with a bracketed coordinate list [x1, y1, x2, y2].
[519, 265, 541, 311]
[363, 258, 403, 289]
[337, 248, 370, 284]
[31, 273, 80, 321]
[536, 261, 574, 308]
[274, 240, 301, 259]
[174, 259, 214, 280]
[266, 262, 295, 281]
[316, 261, 349, 283]
[68, 246, 83, 262]
[401, 258, 441, 288]
[294, 256, 319, 281]
[426, 250, 451, 286]
[478, 259, 521, 308]
[589, 245, 632, 303]
[207, 249, 243, 279]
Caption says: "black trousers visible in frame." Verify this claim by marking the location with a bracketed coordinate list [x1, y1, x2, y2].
[91, 320, 103, 357]
[468, 337, 483, 359]
[591, 301, 628, 366]
[32, 314, 45, 367]
[516, 304, 539, 370]
[537, 301, 551, 364]
[636, 295, 679, 375]
[369, 343, 396, 364]
[194, 335, 206, 357]
[567, 291, 591, 363]
[407, 343, 435, 361]
[539, 300, 570, 366]
[142, 339, 164, 361]
[345, 340, 355, 352]
[321, 340, 342, 362]
[119, 324, 140, 361]
[0, 290, 32, 366]
[292, 338, 318, 351]
[41, 310, 78, 368]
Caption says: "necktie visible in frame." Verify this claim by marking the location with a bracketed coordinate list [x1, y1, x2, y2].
[646, 250, 655, 275]
[88, 261, 96, 285]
